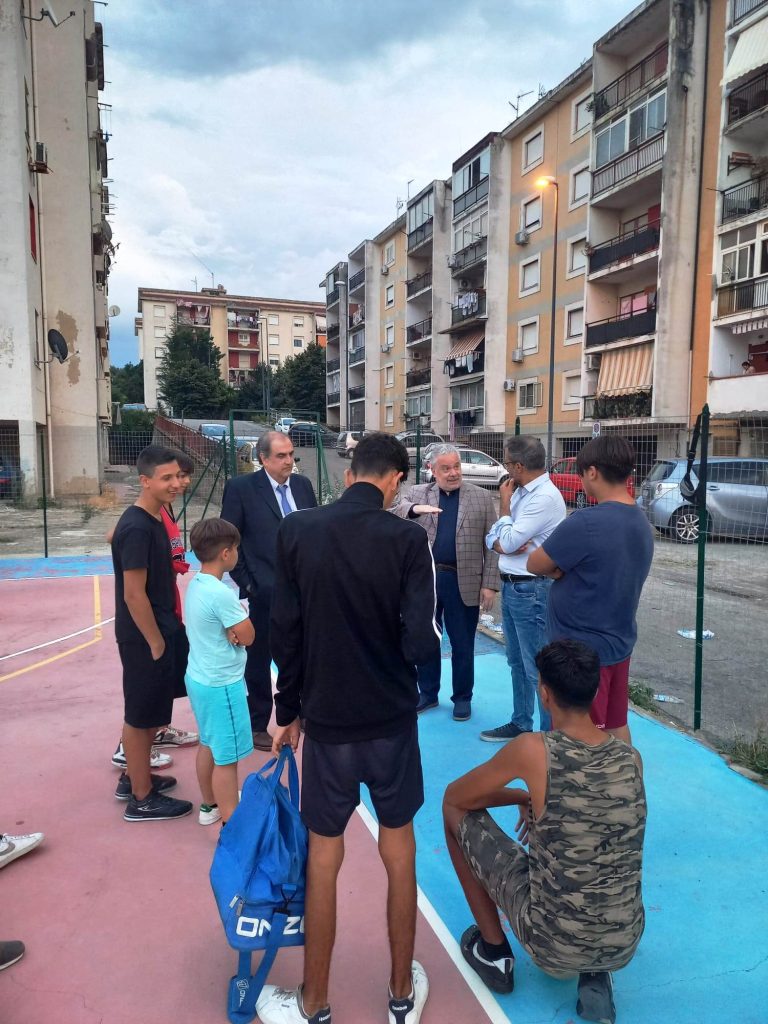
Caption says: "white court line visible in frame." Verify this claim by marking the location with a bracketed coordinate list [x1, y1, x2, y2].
[0, 618, 115, 661]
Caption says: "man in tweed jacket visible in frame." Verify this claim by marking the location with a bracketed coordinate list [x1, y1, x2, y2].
[393, 444, 499, 721]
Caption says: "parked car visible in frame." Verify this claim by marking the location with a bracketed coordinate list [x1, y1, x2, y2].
[394, 430, 445, 463]
[236, 440, 300, 475]
[275, 417, 297, 434]
[0, 457, 22, 500]
[550, 456, 635, 509]
[637, 457, 768, 543]
[422, 447, 507, 488]
[288, 421, 339, 447]
[336, 430, 366, 458]
[199, 423, 227, 441]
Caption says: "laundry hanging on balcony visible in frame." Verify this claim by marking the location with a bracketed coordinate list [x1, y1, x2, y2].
[596, 343, 653, 397]
[457, 291, 479, 314]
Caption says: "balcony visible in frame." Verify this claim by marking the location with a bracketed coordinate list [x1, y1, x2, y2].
[583, 391, 653, 419]
[728, 71, 768, 127]
[348, 268, 366, 292]
[585, 307, 657, 348]
[349, 346, 366, 366]
[408, 217, 434, 252]
[709, 372, 768, 414]
[406, 270, 432, 297]
[326, 391, 341, 406]
[406, 368, 431, 389]
[326, 323, 340, 340]
[593, 44, 668, 120]
[452, 236, 488, 275]
[327, 287, 340, 306]
[592, 133, 664, 197]
[348, 385, 366, 401]
[732, 0, 768, 25]
[446, 351, 484, 379]
[349, 308, 365, 329]
[716, 277, 768, 317]
[326, 357, 341, 373]
[588, 222, 660, 274]
[721, 172, 768, 223]
[407, 317, 433, 345]
[453, 176, 489, 218]
[451, 293, 487, 327]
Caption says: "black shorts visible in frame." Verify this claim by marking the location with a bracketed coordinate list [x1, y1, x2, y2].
[119, 628, 188, 729]
[301, 723, 424, 837]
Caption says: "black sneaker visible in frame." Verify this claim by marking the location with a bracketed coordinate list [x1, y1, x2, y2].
[0, 941, 25, 972]
[460, 925, 514, 994]
[577, 972, 615, 1024]
[114, 772, 177, 801]
[416, 695, 438, 714]
[479, 721, 529, 742]
[123, 791, 193, 822]
[453, 700, 471, 721]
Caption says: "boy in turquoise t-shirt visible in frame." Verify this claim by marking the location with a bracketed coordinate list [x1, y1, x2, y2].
[185, 518, 256, 824]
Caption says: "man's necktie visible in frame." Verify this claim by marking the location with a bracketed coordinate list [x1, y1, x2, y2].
[277, 483, 293, 517]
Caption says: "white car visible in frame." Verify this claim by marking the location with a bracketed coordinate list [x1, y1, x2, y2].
[275, 417, 297, 434]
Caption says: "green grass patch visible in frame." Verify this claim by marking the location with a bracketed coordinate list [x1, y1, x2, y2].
[628, 681, 658, 714]
[723, 730, 768, 779]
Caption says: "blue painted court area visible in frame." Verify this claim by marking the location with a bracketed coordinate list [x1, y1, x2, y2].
[365, 652, 768, 1024]
[0, 554, 200, 579]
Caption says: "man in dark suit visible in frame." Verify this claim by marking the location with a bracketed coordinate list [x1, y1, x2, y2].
[220, 430, 317, 749]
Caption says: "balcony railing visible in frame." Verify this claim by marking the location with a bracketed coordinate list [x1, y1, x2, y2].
[716, 277, 768, 317]
[326, 391, 341, 405]
[348, 385, 366, 400]
[585, 307, 657, 348]
[349, 310, 365, 329]
[452, 236, 488, 274]
[583, 391, 653, 419]
[451, 293, 487, 326]
[722, 172, 768, 223]
[446, 351, 484, 378]
[327, 287, 340, 306]
[348, 268, 366, 291]
[326, 357, 340, 373]
[593, 44, 668, 119]
[406, 368, 431, 389]
[453, 176, 489, 217]
[406, 270, 432, 297]
[349, 346, 366, 365]
[407, 317, 433, 344]
[588, 222, 660, 273]
[593, 133, 664, 197]
[732, 0, 768, 25]
[407, 217, 434, 251]
[728, 71, 768, 126]
[326, 323, 340, 340]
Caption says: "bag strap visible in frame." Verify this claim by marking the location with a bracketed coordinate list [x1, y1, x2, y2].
[680, 414, 707, 508]
[227, 911, 287, 1024]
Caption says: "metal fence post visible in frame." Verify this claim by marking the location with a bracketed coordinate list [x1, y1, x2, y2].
[693, 403, 710, 732]
[40, 432, 49, 558]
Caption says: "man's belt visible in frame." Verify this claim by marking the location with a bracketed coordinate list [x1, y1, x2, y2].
[435, 563, 457, 572]
[500, 573, 536, 583]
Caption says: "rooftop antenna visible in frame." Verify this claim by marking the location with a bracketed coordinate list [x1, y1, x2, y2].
[190, 250, 215, 289]
[538, 83, 548, 99]
[507, 89, 534, 118]
[191, 276, 198, 292]
[407, 179, 414, 200]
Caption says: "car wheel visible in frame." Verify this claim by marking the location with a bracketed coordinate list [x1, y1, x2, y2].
[575, 491, 588, 509]
[671, 507, 699, 544]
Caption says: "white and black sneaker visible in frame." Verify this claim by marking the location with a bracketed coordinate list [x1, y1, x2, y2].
[388, 960, 429, 1024]
[577, 971, 615, 1024]
[123, 791, 193, 822]
[112, 741, 173, 771]
[256, 985, 331, 1023]
[114, 772, 177, 801]
[460, 925, 514, 993]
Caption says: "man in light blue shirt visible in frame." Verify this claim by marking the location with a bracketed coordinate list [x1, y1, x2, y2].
[482, 436, 565, 740]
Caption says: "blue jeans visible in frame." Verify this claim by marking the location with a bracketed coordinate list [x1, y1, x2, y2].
[417, 568, 480, 704]
[501, 577, 552, 732]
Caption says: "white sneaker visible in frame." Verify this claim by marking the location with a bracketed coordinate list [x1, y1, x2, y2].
[198, 803, 222, 826]
[388, 961, 429, 1024]
[256, 985, 332, 1024]
[111, 742, 173, 771]
[154, 725, 199, 747]
[0, 832, 45, 871]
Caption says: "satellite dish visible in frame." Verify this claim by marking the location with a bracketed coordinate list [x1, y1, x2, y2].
[47, 329, 69, 364]
[108, 305, 121, 317]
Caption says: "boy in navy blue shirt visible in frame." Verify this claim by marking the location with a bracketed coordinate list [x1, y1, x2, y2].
[527, 436, 653, 743]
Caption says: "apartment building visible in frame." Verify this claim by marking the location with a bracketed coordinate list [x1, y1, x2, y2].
[323, 262, 348, 431]
[136, 286, 325, 410]
[0, 0, 112, 498]
[706, 0, 768, 448]
[373, 216, 408, 433]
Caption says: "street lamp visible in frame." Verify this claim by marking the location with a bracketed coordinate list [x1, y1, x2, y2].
[536, 175, 559, 467]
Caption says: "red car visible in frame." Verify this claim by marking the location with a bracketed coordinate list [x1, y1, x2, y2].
[549, 456, 635, 508]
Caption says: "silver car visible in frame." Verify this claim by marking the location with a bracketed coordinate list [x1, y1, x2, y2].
[422, 447, 506, 489]
[637, 457, 768, 542]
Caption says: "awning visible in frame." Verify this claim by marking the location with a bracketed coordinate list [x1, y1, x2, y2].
[447, 329, 484, 360]
[732, 317, 768, 334]
[725, 18, 768, 85]
[596, 343, 653, 397]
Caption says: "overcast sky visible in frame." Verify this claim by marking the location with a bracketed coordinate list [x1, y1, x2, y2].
[103, 0, 635, 366]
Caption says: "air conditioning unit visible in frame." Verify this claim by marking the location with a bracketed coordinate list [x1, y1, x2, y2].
[514, 230, 530, 246]
[447, 255, 458, 268]
[458, 278, 470, 289]
[410, 352, 424, 361]
[503, 379, 516, 392]
[30, 142, 50, 174]
[381, 265, 389, 276]
[585, 353, 602, 371]
[381, 344, 392, 353]
[511, 348, 525, 363]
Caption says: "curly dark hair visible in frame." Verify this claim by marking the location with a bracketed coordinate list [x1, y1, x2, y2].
[351, 432, 409, 481]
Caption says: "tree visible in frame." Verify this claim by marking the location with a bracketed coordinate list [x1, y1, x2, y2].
[156, 317, 232, 416]
[110, 361, 144, 405]
[271, 343, 326, 419]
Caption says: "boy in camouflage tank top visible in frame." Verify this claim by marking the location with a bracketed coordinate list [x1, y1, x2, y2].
[443, 639, 646, 1024]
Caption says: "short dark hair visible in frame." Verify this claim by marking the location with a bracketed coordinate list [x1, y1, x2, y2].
[136, 445, 180, 478]
[173, 450, 195, 475]
[504, 435, 546, 471]
[535, 639, 600, 710]
[575, 435, 635, 484]
[189, 517, 241, 563]
[351, 432, 409, 481]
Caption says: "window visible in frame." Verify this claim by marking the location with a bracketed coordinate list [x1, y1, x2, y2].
[406, 392, 432, 417]
[385, 284, 395, 307]
[269, 334, 280, 347]
[618, 289, 656, 316]
[408, 191, 433, 232]
[567, 237, 587, 276]
[385, 324, 395, 348]
[154, 326, 166, 338]
[293, 316, 304, 328]
[152, 304, 165, 319]
[573, 95, 591, 135]
[153, 346, 165, 360]
[385, 365, 394, 387]
[453, 208, 488, 252]
[517, 380, 543, 411]
[562, 372, 582, 407]
[523, 129, 544, 171]
[293, 338, 303, 348]
[29, 197, 37, 261]
[452, 148, 490, 199]
[518, 318, 539, 354]
[268, 314, 279, 326]
[720, 223, 768, 283]
[34, 310, 41, 364]
[522, 196, 542, 231]
[269, 358, 280, 368]
[238, 332, 250, 344]
[571, 166, 590, 206]
[565, 304, 584, 344]
[385, 404, 394, 426]
[450, 379, 484, 411]
[520, 255, 540, 294]
[384, 242, 395, 266]
[595, 89, 666, 168]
